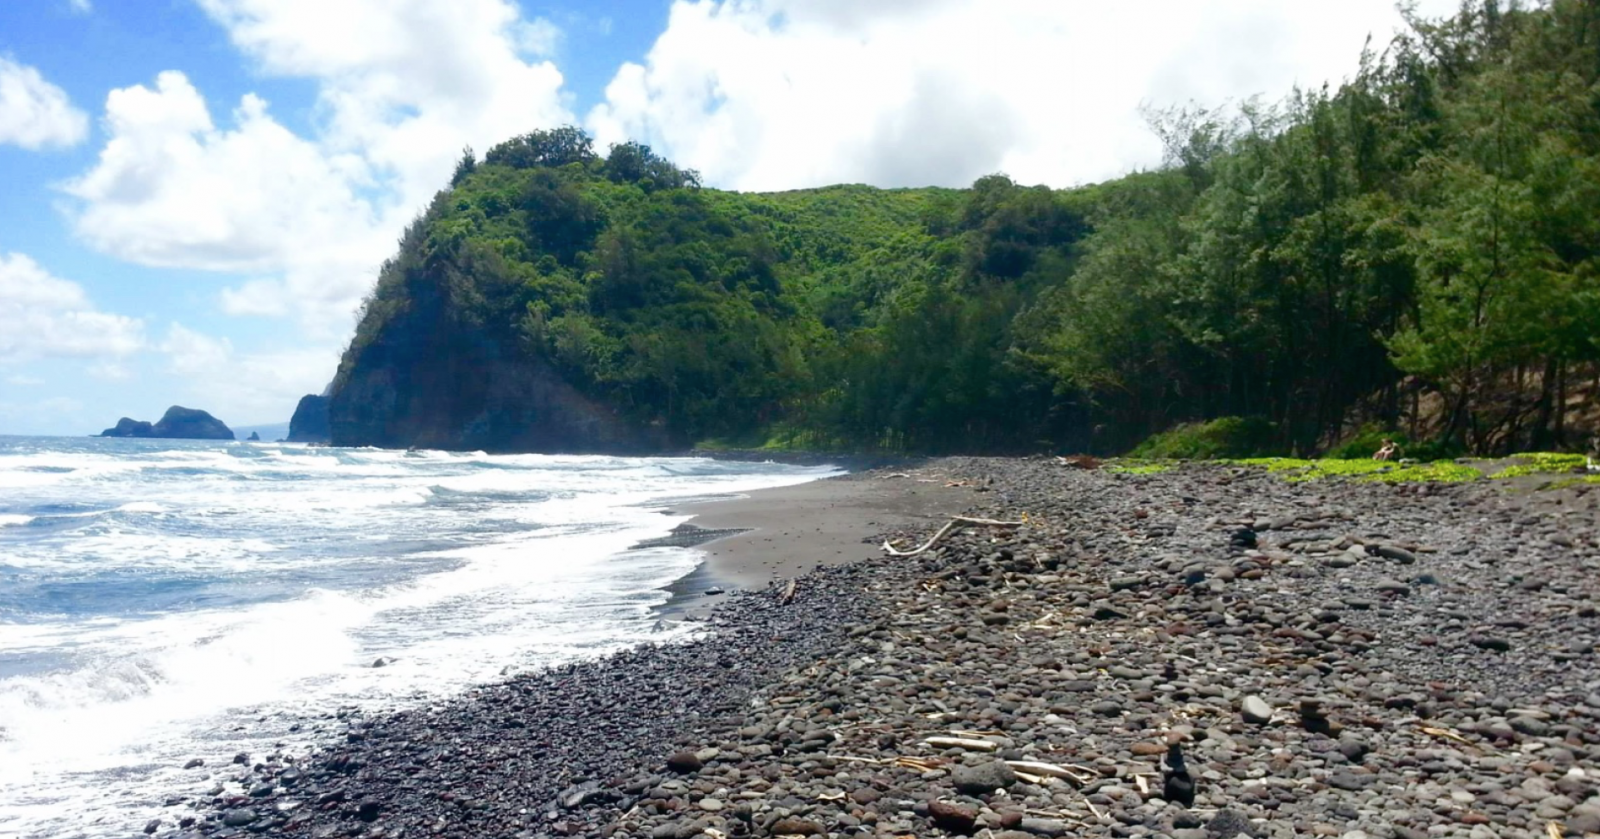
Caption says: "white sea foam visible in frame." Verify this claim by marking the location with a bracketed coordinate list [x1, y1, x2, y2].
[0, 436, 839, 839]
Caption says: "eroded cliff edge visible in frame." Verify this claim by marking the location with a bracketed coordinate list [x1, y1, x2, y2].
[327, 262, 661, 454]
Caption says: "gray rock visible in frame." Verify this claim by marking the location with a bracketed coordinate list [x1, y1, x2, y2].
[1470, 635, 1513, 652]
[1018, 817, 1069, 837]
[951, 760, 1018, 795]
[1375, 579, 1410, 595]
[1511, 715, 1551, 736]
[1241, 695, 1273, 725]
[221, 809, 258, 827]
[1374, 544, 1417, 564]
[666, 750, 703, 774]
[1206, 808, 1260, 838]
[1328, 772, 1372, 791]
[770, 817, 825, 836]
[1567, 811, 1600, 834]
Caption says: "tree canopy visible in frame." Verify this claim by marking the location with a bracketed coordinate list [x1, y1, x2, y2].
[338, 1, 1600, 456]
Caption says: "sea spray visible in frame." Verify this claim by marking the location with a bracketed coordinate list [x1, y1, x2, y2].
[0, 435, 837, 839]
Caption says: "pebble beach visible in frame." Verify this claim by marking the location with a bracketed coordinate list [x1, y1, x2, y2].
[175, 457, 1600, 839]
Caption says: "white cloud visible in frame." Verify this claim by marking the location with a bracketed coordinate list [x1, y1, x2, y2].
[61, 0, 573, 334]
[5, 375, 44, 386]
[158, 323, 340, 423]
[0, 396, 85, 421]
[86, 361, 132, 381]
[588, 0, 1463, 191]
[160, 322, 234, 377]
[0, 252, 144, 364]
[0, 56, 89, 149]
[67, 0, 92, 14]
[62, 72, 389, 336]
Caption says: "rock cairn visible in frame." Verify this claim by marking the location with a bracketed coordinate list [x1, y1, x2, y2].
[177, 458, 1600, 839]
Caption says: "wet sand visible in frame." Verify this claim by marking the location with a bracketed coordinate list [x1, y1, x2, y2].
[653, 468, 985, 618]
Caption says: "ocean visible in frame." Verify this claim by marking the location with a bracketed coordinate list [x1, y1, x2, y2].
[0, 436, 838, 838]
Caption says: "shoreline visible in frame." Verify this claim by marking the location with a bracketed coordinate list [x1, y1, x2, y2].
[168, 457, 1600, 839]
[649, 467, 978, 620]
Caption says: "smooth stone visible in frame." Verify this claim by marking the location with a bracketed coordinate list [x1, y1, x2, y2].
[1206, 808, 1259, 837]
[1018, 817, 1068, 837]
[770, 817, 825, 836]
[1241, 695, 1274, 725]
[930, 800, 978, 834]
[666, 751, 704, 774]
[952, 761, 1018, 795]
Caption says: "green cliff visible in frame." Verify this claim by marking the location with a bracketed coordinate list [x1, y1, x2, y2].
[331, 1, 1600, 456]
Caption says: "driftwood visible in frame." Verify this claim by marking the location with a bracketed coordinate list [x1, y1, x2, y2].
[923, 736, 998, 752]
[777, 578, 797, 606]
[1004, 760, 1098, 786]
[882, 516, 1025, 557]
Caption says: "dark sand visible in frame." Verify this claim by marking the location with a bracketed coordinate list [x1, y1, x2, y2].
[653, 467, 984, 618]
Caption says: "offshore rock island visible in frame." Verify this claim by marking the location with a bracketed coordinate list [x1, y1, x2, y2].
[99, 406, 235, 441]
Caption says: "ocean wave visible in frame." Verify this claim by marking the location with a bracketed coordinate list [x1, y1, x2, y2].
[0, 438, 840, 839]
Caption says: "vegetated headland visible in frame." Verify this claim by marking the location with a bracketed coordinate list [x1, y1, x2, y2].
[300, 0, 1600, 463]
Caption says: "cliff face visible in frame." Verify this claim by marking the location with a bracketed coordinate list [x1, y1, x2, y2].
[287, 395, 331, 443]
[329, 272, 662, 454]
[100, 406, 235, 440]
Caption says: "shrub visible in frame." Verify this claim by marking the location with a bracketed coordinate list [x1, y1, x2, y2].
[1129, 417, 1278, 460]
[1324, 424, 1400, 459]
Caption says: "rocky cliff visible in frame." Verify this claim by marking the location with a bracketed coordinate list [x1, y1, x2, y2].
[328, 266, 662, 454]
[287, 395, 331, 443]
[100, 406, 235, 440]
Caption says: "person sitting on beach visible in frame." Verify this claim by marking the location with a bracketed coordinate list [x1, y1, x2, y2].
[1373, 439, 1398, 462]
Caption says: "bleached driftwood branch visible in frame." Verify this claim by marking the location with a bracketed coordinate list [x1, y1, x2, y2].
[882, 516, 1025, 557]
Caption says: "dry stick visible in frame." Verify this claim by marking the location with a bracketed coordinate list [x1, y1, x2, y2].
[777, 578, 798, 606]
[882, 516, 1026, 557]
[1005, 761, 1097, 786]
[923, 736, 998, 752]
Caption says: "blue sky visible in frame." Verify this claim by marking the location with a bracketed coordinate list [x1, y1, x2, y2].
[0, 0, 1457, 436]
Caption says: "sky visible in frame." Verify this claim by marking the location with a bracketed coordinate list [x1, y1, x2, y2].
[0, 0, 1461, 436]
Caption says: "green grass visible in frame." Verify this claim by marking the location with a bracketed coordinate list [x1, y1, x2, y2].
[1491, 452, 1589, 479]
[1363, 461, 1483, 483]
[1105, 459, 1176, 475]
[1224, 457, 1481, 483]
[1543, 475, 1600, 490]
[1096, 449, 1596, 487]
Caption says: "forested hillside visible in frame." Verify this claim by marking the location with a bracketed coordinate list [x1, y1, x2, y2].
[330, 0, 1600, 456]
